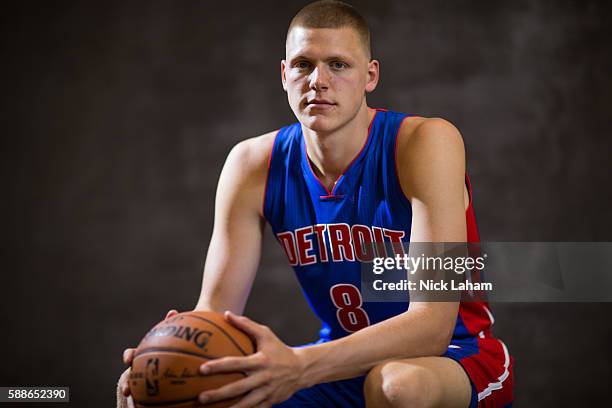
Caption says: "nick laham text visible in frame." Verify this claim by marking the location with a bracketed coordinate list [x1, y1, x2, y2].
[373, 279, 493, 291]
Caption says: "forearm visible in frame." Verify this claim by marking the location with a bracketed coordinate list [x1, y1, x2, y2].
[295, 302, 457, 387]
[194, 278, 247, 314]
[194, 222, 263, 314]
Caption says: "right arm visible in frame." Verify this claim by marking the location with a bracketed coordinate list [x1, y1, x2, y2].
[195, 132, 276, 313]
[118, 131, 276, 406]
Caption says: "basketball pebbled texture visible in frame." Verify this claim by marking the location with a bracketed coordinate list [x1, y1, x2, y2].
[129, 311, 256, 408]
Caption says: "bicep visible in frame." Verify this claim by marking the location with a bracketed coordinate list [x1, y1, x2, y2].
[195, 142, 267, 314]
[399, 119, 467, 330]
[402, 118, 467, 243]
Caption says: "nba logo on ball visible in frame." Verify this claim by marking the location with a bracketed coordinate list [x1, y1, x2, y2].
[145, 358, 160, 396]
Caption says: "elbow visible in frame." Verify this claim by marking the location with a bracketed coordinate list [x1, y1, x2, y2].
[430, 322, 455, 356]
[404, 303, 458, 356]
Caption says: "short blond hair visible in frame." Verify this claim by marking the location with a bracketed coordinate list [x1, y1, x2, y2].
[287, 0, 372, 58]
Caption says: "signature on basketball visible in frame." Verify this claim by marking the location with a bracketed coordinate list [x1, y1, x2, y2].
[163, 367, 198, 382]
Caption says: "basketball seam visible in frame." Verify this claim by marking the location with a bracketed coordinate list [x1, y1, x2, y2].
[134, 347, 221, 360]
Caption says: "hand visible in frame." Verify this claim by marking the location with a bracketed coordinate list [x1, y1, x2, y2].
[198, 311, 305, 408]
[118, 309, 179, 408]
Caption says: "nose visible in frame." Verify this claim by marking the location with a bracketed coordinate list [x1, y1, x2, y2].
[308, 64, 330, 91]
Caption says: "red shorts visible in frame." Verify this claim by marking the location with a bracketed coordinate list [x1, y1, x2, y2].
[445, 336, 515, 407]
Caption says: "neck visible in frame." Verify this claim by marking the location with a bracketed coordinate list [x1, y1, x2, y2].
[302, 103, 375, 190]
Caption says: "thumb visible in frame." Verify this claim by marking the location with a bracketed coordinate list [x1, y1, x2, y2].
[224, 311, 269, 341]
[165, 309, 179, 320]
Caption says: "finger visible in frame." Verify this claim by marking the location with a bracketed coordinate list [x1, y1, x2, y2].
[200, 353, 264, 375]
[121, 379, 131, 397]
[119, 368, 131, 396]
[228, 386, 272, 408]
[120, 375, 131, 397]
[123, 348, 135, 365]
[199, 372, 270, 404]
[224, 311, 269, 341]
[121, 376, 132, 397]
[165, 309, 179, 320]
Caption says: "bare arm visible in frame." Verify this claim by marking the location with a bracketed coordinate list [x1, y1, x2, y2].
[295, 117, 468, 386]
[118, 132, 275, 407]
[195, 132, 276, 314]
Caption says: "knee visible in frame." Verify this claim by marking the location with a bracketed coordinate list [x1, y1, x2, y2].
[364, 361, 439, 408]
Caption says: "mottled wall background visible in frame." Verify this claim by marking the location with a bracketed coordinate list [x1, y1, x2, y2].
[2, 0, 611, 406]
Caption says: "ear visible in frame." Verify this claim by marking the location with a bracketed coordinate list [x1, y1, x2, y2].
[281, 60, 287, 91]
[365, 59, 380, 93]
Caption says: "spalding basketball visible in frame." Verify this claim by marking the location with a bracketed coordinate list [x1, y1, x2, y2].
[129, 311, 255, 408]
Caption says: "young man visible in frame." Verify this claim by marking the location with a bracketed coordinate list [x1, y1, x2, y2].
[119, 1, 513, 407]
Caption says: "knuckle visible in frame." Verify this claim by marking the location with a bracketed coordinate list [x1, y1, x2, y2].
[256, 352, 270, 366]
[262, 371, 273, 383]
[256, 327, 271, 341]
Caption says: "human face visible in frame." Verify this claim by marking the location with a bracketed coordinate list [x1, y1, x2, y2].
[281, 26, 379, 133]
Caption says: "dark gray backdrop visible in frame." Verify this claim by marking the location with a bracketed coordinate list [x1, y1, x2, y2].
[2, 1, 611, 406]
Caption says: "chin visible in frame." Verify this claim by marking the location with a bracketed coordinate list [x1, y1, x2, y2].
[299, 112, 341, 133]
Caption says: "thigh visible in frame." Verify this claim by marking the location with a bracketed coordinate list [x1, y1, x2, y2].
[365, 356, 474, 408]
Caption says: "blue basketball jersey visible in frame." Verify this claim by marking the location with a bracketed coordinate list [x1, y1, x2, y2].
[263, 109, 492, 342]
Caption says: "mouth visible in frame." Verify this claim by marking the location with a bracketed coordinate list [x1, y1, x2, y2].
[304, 99, 336, 110]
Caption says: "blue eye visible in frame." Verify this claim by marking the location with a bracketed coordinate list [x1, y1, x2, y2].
[331, 61, 347, 70]
[295, 61, 310, 70]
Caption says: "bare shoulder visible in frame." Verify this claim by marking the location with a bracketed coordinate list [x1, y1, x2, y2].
[396, 117, 466, 202]
[221, 130, 278, 190]
[227, 130, 278, 176]
[218, 130, 278, 217]
[397, 117, 464, 161]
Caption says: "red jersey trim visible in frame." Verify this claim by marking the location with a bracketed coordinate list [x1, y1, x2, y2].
[304, 109, 378, 197]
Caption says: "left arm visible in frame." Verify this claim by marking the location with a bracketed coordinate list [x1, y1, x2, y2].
[198, 118, 468, 406]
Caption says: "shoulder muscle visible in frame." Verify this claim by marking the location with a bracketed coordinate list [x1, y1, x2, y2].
[397, 118, 465, 201]
[216, 131, 278, 219]
[396, 117, 467, 242]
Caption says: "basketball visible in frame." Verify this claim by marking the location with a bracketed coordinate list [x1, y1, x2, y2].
[129, 311, 255, 408]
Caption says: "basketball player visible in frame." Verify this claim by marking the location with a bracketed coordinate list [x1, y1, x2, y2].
[119, 1, 514, 407]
